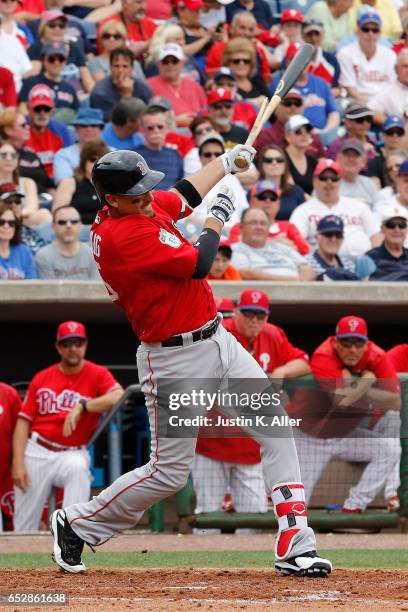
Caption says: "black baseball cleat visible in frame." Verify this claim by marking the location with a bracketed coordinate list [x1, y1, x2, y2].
[50, 510, 86, 573]
[275, 550, 332, 577]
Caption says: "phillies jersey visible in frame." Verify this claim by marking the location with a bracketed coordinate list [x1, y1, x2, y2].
[91, 191, 216, 342]
[0, 383, 22, 516]
[387, 344, 408, 373]
[19, 361, 122, 447]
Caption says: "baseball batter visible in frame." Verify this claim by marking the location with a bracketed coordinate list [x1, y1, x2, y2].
[50, 147, 332, 577]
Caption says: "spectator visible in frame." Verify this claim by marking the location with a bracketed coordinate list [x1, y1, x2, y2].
[147, 43, 207, 128]
[393, 12, 408, 56]
[368, 50, 408, 125]
[207, 87, 248, 148]
[90, 47, 152, 123]
[367, 117, 407, 189]
[0, 203, 36, 279]
[199, 0, 228, 30]
[290, 159, 381, 257]
[301, 19, 341, 92]
[231, 208, 315, 280]
[12, 320, 123, 531]
[174, 0, 219, 63]
[53, 108, 105, 184]
[306, 0, 354, 52]
[337, 9, 396, 105]
[102, 98, 145, 150]
[274, 9, 304, 64]
[349, 0, 402, 42]
[35, 206, 99, 279]
[52, 141, 109, 225]
[257, 144, 306, 221]
[90, 19, 146, 84]
[254, 88, 325, 159]
[0, 13, 32, 92]
[27, 10, 94, 94]
[306, 214, 374, 280]
[284, 114, 318, 195]
[221, 37, 270, 107]
[207, 240, 241, 280]
[19, 41, 79, 120]
[374, 158, 408, 220]
[0, 0, 32, 48]
[211, 67, 258, 132]
[0, 381, 21, 532]
[0, 67, 17, 109]
[374, 151, 406, 207]
[327, 103, 376, 165]
[225, 0, 273, 30]
[336, 138, 379, 208]
[292, 315, 401, 512]
[134, 109, 184, 190]
[184, 114, 218, 175]
[230, 179, 310, 255]
[366, 205, 408, 281]
[0, 182, 45, 254]
[25, 84, 71, 181]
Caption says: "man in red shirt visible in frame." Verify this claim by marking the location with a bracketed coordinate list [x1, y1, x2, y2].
[388, 344, 408, 373]
[49, 145, 332, 578]
[292, 316, 401, 512]
[12, 321, 123, 532]
[0, 382, 21, 531]
[107, 0, 156, 61]
[0, 67, 17, 109]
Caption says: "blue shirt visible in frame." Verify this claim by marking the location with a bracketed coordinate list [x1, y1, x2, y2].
[102, 123, 144, 150]
[226, 0, 274, 28]
[134, 145, 184, 190]
[90, 76, 152, 122]
[53, 143, 80, 184]
[0, 243, 37, 279]
[19, 74, 79, 111]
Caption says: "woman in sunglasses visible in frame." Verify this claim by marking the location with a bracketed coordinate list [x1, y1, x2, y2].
[283, 115, 318, 195]
[374, 151, 406, 209]
[52, 140, 109, 226]
[257, 144, 306, 220]
[222, 38, 270, 107]
[0, 203, 36, 279]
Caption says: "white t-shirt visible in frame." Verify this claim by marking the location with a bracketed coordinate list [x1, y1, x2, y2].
[289, 195, 380, 256]
[338, 41, 396, 99]
[0, 30, 32, 92]
[367, 79, 408, 117]
[231, 241, 306, 278]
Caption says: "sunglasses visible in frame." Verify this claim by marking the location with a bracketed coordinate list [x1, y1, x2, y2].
[102, 32, 123, 40]
[0, 151, 18, 160]
[263, 156, 285, 164]
[161, 57, 180, 65]
[360, 26, 380, 34]
[4, 197, 22, 205]
[338, 338, 366, 348]
[201, 151, 223, 158]
[385, 128, 404, 137]
[46, 55, 66, 63]
[351, 116, 372, 124]
[231, 58, 251, 65]
[59, 339, 86, 348]
[33, 105, 52, 113]
[240, 310, 268, 320]
[0, 218, 17, 227]
[321, 231, 343, 239]
[56, 219, 80, 225]
[146, 124, 165, 131]
[257, 193, 278, 201]
[318, 175, 340, 182]
[212, 102, 233, 110]
[294, 126, 312, 135]
[47, 21, 67, 29]
[384, 220, 407, 229]
[282, 99, 302, 108]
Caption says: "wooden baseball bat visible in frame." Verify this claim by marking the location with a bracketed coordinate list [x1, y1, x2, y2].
[235, 43, 314, 170]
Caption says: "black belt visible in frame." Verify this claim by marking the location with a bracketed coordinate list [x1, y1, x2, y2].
[161, 317, 220, 348]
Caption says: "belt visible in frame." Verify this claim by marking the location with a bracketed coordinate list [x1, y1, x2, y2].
[161, 317, 220, 348]
[30, 433, 82, 452]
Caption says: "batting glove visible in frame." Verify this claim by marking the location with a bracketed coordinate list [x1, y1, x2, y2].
[220, 144, 256, 175]
[208, 185, 236, 225]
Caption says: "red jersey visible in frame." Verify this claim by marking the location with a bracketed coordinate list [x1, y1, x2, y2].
[195, 319, 309, 463]
[229, 220, 310, 255]
[107, 14, 157, 42]
[0, 383, 21, 517]
[165, 132, 195, 158]
[0, 67, 17, 108]
[387, 344, 408, 373]
[205, 41, 271, 82]
[233, 101, 258, 132]
[289, 337, 400, 438]
[25, 128, 64, 178]
[19, 361, 122, 447]
[91, 191, 216, 342]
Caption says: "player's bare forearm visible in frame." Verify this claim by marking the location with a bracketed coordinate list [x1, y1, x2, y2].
[85, 388, 123, 414]
[204, 216, 224, 236]
[270, 359, 311, 380]
[365, 388, 401, 410]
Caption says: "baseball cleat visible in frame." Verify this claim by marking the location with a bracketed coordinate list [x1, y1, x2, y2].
[50, 510, 86, 573]
[275, 550, 332, 577]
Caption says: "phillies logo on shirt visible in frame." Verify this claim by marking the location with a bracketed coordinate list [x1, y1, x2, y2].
[348, 319, 359, 332]
[36, 388, 88, 415]
[0, 490, 14, 514]
[259, 352, 270, 372]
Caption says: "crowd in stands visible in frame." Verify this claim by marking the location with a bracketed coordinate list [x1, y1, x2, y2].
[0, 0, 407, 280]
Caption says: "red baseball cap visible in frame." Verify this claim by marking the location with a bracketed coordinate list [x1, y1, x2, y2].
[207, 87, 233, 106]
[281, 8, 303, 24]
[175, 0, 204, 9]
[335, 316, 368, 341]
[314, 159, 343, 178]
[237, 289, 270, 313]
[215, 297, 234, 312]
[286, 41, 303, 61]
[57, 321, 87, 342]
[28, 84, 55, 110]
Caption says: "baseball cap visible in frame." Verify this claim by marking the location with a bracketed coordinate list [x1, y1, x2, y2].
[381, 204, 408, 224]
[344, 103, 373, 121]
[382, 116, 405, 132]
[314, 159, 343, 178]
[41, 40, 68, 58]
[215, 298, 235, 317]
[175, 0, 205, 8]
[250, 179, 280, 198]
[284, 88, 302, 101]
[336, 316, 368, 341]
[70, 107, 104, 126]
[198, 132, 225, 151]
[214, 67, 236, 84]
[339, 138, 365, 156]
[286, 42, 303, 61]
[281, 8, 303, 23]
[358, 9, 381, 27]
[147, 96, 172, 112]
[218, 240, 232, 258]
[57, 321, 87, 342]
[28, 84, 55, 109]
[207, 87, 233, 106]
[302, 18, 324, 34]
[284, 114, 311, 133]
[397, 159, 408, 176]
[40, 9, 67, 26]
[158, 43, 185, 62]
[0, 183, 23, 201]
[317, 214, 344, 235]
[238, 289, 270, 314]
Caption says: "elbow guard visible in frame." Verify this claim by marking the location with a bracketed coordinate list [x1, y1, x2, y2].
[192, 228, 220, 279]
[174, 179, 202, 209]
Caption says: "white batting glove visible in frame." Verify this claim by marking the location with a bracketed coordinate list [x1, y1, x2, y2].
[208, 184, 236, 225]
[220, 144, 256, 174]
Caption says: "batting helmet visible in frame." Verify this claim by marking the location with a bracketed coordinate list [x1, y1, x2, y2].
[92, 150, 165, 202]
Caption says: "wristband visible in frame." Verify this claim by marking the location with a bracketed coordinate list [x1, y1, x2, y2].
[79, 398, 88, 413]
[220, 152, 232, 176]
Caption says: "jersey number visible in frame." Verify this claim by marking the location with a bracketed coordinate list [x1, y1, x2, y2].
[91, 231, 119, 302]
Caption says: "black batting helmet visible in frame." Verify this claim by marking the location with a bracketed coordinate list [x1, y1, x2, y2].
[92, 150, 165, 202]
